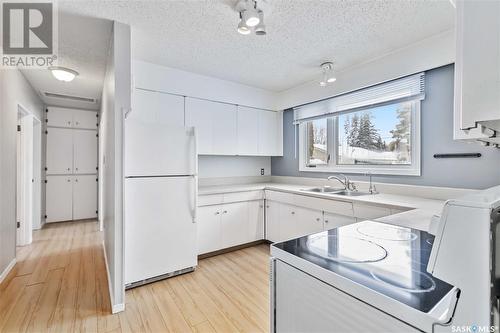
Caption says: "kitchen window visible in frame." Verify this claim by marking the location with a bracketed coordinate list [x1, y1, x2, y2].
[297, 73, 423, 176]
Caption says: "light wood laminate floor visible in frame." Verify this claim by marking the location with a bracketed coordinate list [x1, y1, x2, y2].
[0, 220, 271, 333]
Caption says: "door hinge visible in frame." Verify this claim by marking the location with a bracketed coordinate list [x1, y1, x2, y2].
[17, 125, 21, 132]
[17, 221, 20, 228]
[44, 180, 47, 183]
[45, 130, 48, 134]
[44, 214, 47, 219]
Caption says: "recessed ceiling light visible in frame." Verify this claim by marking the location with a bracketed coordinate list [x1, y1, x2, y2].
[49, 66, 79, 82]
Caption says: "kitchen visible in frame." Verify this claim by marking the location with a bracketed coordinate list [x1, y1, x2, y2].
[0, 0, 499, 332]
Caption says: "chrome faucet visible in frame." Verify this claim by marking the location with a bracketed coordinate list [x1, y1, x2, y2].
[366, 172, 378, 194]
[327, 174, 357, 191]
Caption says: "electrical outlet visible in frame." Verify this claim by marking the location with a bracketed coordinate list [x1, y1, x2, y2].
[260, 168, 265, 176]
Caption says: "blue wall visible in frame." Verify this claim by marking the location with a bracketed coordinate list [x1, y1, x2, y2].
[271, 65, 500, 190]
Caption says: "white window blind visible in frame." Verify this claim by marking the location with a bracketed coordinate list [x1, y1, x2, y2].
[294, 72, 425, 123]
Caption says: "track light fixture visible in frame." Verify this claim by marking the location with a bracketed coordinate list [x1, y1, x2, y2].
[319, 62, 336, 87]
[236, 0, 266, 36]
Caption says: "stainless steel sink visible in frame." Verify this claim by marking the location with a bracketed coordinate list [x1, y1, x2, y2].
[301, 188, 374, 196]
[301, 187, 343, 193]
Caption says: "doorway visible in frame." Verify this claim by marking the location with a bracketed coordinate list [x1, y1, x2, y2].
[16, 105, 42, 246]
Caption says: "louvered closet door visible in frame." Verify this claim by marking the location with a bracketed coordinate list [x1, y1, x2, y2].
[46, 128, 73, 174]
[73, 130, 98, 174]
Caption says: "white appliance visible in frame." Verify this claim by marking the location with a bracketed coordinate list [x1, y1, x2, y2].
[124, 118, 198, 288]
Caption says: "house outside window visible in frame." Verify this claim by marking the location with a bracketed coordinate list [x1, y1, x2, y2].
[297, 73, 423, 176]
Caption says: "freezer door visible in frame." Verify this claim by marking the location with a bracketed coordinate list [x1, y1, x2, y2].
[125, 120, 196, 177]
[125, 177, 197, 285]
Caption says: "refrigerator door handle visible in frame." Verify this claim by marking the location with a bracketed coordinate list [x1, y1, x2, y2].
[190, 126, 198, 223]
[192, 175, 198, 223]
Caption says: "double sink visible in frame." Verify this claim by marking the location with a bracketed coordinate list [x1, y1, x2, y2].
[301, 187, 373, 197]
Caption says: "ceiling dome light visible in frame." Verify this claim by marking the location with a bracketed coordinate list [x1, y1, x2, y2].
[49, 66, 79, 82]
[319, 62, 336, 87]
[255, 11, 266, 35]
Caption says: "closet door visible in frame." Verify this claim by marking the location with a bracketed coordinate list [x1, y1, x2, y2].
[73, 130, 98, 174]
[73, 175, 97, 220]
[46, 175, 73, 222]
[46, 128, 73, 174]
[46, 107, 73, 128]
[73, 110, 98, 130]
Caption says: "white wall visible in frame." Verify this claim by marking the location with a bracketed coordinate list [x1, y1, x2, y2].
[0, 69, 44, 281]
[275, 30, 455, 110]
[198, 156, 271, 178]
[100, 21, 131, 313]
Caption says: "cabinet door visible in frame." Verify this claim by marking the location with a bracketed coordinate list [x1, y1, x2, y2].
[46, 175, 73, 222]
[197, 205, 222, 254]
[46, 107, 73, 128]
[247, 200, 264, 242]
[73, 130, 98, 174]
[294, 206, 324, 238]
[258, 110, 282, 156]
[157, 92, 185, 127]
[46, 128, 73, 174]
[323, 212, 355, 231]
[211, 103, 237, 155]
[278, 203, 298, 242]
[72, 175, 97, 220]
[237, 106, 259, 155]
[265, 201, 281, 243]
[73, 110, 98, 130]
[221, 202, 249, 248]
[352, 203, 391, 220]
[185, 98, 214, 154]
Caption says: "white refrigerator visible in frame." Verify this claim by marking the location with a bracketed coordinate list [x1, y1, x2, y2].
[124, 119, 198, 288]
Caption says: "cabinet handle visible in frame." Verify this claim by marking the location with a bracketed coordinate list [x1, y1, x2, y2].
[266, 205, 270, 208]
[67, 168, 70, 171]
[76, 122, 79, 126]
[325, 220, 329, 223]
[316, 218, 321, 222]
[76, 167, 79, 171]
[215, 212, 220, 215]
[223, 210, 228, 214]
[291, 211, 295, 215]
[75, 179, 78, 182]
[67, 121, 71, 125]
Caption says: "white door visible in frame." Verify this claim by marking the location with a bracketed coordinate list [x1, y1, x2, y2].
[46, 128, 73, 174]
[265, 201, 281, 243]
[125, 177, 197, 285]
[185, 98, 214, 154]
[73, 110, 98, 130]
[323, 212, 355, 230]
[72, 175, 97, 220]
[125, 121, 196, 177]
[247, 200, 264, 242]
[46, 175, 73, 222]
[294, 206, 324, 237]
[237, 106, 259, 155]
[258, 110, 279, 156]
[197, 205, 222, 255]
[46, 107, 73, 128]
[73, 130, 97, 174]
[212, 103, 237, 155]
[220, 202, 248, 248]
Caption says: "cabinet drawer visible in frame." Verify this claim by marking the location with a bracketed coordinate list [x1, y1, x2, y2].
[295, 195, 353, 217]
[198, 194, 224, 207]
[223, 190, 263, 203]
[265, 190, 295, 205]
[353, 203, 391, 220]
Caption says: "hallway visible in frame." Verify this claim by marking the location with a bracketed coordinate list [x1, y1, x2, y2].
[0, 221, 271, 333]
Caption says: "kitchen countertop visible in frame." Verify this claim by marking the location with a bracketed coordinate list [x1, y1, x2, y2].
[198, 183, 445, 231]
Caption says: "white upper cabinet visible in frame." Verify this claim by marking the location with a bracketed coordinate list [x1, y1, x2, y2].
[46, 107, 98, 130]
[131, 89, 185, 127]
[454, 0, 500, 143]
[237, 106, 260, 155]
[258, 110, 283, 156]
[185, 98, 237, 155]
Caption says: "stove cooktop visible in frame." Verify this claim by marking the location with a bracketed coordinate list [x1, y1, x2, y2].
[272, 221, 454, 313]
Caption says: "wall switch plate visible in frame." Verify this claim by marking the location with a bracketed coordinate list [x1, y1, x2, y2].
[261, 168, 265, 176]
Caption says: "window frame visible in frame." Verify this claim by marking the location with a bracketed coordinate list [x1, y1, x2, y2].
[298, 99, 421, 176]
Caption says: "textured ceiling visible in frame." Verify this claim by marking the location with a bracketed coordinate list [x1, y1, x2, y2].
[57, 0, 455, 92]
[22, 13, 112, 110]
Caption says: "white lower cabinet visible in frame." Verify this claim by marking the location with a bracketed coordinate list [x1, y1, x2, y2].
[46, 175, 97, 223]
[323, 212, 356, 230]
[197, 200, 264, 255]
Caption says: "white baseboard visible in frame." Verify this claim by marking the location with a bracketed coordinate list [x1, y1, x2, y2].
[0, 258, 16, 285]
[101, 242, 125, 314]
